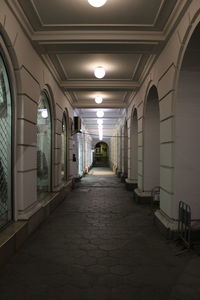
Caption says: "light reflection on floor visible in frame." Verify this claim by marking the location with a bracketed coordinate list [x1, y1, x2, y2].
[88, 167, 115, 176]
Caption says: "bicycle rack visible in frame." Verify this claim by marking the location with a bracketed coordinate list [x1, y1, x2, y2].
[178, 201, 191, 248]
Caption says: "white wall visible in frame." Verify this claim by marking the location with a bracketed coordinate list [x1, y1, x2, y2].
[114, 1, 200, 221]
[0, 1, 75, 219]
[175, 70, 200, 219]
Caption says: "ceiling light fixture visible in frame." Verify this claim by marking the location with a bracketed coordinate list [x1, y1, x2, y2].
[94, 66, 106, 79]
[88, 0, 107, 8]
[98, 124, 103, 141]
[39, 108, 48, 119]
[97, 119, 103, 125]
[96, 110, 104, 118]
[95, 96, 103, 104]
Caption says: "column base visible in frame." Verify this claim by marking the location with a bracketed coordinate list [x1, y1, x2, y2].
[117, 171, 122, 178]
[154, 209, 178, 239]
[154, 209, 200, 241]
[125, 179, 137, 191]
[133, 188, 152, 204]
[120, 173, 127, 183]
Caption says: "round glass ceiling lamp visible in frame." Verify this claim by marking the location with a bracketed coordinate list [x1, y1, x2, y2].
[95, 96, 103, 104]
[97, 119, 103, 125]
[94, 66, 106, 79]
[96, 110, 104, 118]
[88, 0, 107, 8]
[41, 109, 48, 119]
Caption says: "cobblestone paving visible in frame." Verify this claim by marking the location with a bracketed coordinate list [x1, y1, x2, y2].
[0, 168, 200, 299]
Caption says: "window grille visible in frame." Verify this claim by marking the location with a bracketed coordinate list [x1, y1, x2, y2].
[0, 55, 12, 229]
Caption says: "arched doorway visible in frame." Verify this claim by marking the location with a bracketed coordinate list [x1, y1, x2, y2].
[123, 121, 128, 179]
[143, 85, 160, 191]
[174, 23, 200, 218]
[93, 142, 109, 167]
[37, 91, 52, 201]
[0, 54, 12, 229]
[129, 108, 138, 187]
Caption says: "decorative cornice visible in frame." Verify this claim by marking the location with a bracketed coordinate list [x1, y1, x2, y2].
[32, 31, 164, 43]
[74, 103, 126, 109]
[5, 0, 34, 38]
[60, 80, 139, 90]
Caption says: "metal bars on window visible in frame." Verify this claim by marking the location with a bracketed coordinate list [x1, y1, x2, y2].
[0, 55, 12, 229]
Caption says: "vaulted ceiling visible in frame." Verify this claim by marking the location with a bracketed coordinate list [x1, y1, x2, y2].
[8, 0, 191, 138]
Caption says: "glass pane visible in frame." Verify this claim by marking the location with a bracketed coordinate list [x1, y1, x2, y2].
[37, 93, 52, 201]
[61, 115, 67, 182]
[0, 55, 12, 229]
[78, 133, 83, 176]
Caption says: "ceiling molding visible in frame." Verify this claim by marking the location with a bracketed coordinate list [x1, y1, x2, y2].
[15, 0, 179, 32]
[40, 54, 61, 83]
[74, 103, 126, 109]
[163, 0, 192, 39]
[8, 0, 192, 138]
[64, 91, 75, 107]
[5, 0, 34, 38]
[61, 80, 139, 90]
[32, 31, 165, 43]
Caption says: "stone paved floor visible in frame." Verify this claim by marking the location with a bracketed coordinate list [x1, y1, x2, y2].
[0, 167, 200, 299]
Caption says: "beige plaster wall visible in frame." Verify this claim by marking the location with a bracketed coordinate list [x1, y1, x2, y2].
[0, 1, 75, 218]
[116, 0, 200, 220]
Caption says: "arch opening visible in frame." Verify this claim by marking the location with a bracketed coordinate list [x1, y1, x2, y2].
[93, 141, 109, 167]
[175, 23, 200, 218]
[143, 85, 160, 191]
[123, 121, 128, 178]
[130, 108, 138, 183]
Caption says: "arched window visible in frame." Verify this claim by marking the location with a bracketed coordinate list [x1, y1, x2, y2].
[37, 92, 52, 200]
[78, 133, 83, 176]
[61, 113, 67, 182]
[0, 54, 12, 228]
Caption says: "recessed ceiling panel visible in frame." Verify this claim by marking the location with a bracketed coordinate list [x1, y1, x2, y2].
[21, 0, 164, 26]
[73, 91, 128, 103]
[57, 53, 141, 80]
[77, 108, 125, 135]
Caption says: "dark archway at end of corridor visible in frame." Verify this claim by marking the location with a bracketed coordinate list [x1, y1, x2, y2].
[93, 142, 109, 167]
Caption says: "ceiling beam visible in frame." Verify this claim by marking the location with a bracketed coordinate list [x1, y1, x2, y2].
[33, 31, 165, 43]
[73, 103, 126, 109]
[62, 80, 139, 90]
[79, 116, 124, 119]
